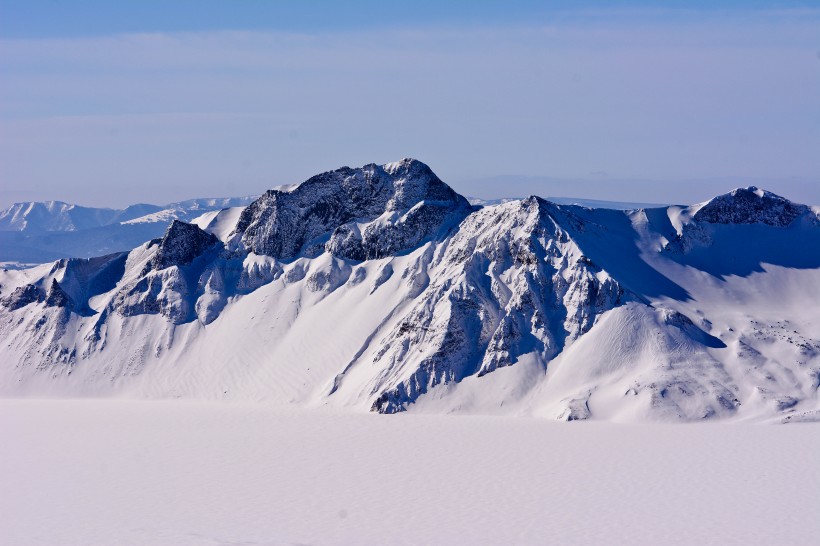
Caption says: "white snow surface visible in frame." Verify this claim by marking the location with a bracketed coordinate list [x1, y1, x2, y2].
[190, 206, 246, 241]
[120, 208, 185, 225]
[1, 399, 818, 546]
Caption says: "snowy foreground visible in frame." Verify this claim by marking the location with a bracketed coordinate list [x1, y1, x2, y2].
[2, 400, 818, 546]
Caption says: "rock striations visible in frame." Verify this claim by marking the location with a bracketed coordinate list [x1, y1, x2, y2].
[151, 220, 220, 270]
[231, 158, 472, 260]
[369, 197, 625, 413]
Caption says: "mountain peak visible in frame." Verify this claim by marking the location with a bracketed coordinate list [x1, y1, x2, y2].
[151, 220, 220, 270]
[44, 279, 73, 309]
[694, 186, 808, 227]
[382, 157, 431, 176]
[233, 159, 471, 260]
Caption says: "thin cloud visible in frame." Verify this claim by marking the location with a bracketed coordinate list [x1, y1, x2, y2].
[1, 12, 818, 207]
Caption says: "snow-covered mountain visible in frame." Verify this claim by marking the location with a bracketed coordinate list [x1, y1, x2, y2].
[1, 160, 818, 423]
[0, 196, 257, 265]
[0, 201, 153, 232]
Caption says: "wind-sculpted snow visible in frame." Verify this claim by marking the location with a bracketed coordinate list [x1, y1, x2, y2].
[1, 164, 819, 423]
[56, 253, 128, 314]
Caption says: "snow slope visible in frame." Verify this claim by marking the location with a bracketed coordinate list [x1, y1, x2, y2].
[190, 206, 245, 240]
[2, 400, 819, 546]
[1, 161, 818, 423]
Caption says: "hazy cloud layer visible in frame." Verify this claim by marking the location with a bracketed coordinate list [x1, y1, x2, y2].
[1, 12, 818, 207]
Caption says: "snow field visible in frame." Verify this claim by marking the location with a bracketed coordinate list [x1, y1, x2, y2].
[2, 400, 818, 546]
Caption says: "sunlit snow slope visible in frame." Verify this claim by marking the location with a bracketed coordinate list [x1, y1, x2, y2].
[1, 160, 818, 422]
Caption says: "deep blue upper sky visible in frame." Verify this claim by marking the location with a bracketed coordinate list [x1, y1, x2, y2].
[1, 1, 818, 207]
[4, 1, 814, 38]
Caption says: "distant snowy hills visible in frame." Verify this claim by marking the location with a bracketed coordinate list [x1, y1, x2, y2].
[0, 197, 256, 265]
[1, 159, 818, 423]
[467, 196, 666, 210]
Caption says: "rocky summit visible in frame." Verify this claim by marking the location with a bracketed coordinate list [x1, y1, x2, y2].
[231, 158, 472, 260]
[693, 186, 811, 226]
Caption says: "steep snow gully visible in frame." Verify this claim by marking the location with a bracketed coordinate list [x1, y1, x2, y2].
[2, 160, 819, 422]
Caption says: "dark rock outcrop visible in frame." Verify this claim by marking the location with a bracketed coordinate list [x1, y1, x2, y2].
[370, 197, 627, 413]
[232, 159, 471, 261]
[151, 220, 220, 270]
[2, 283, 44, 310]
[694, 187, 809, 227]
[44, 279, 73, 309]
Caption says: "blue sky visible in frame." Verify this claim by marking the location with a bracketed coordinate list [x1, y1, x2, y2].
[5, 1, 815, 38]
[1, 1, 819, 207]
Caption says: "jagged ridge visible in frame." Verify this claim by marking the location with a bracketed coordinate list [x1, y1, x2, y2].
[231, 158, 472, 260]
[1, 162, 818, 423]
[370, 197, 625, 412]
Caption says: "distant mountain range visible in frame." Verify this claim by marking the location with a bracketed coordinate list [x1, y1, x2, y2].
[0, 197, 256, 265]
[2, 159, 818, 423]
[466, 196, 666, 210]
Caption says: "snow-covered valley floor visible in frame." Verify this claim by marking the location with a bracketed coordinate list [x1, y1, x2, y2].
[2, 400, 818, 545]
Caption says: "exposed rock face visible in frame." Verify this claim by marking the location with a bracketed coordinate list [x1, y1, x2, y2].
[232, 159, 472, 260]
[666, 186, 818, 258]
[44, 279, 73, 309]
[102, 159, 472, 327]
[370, 197, 626, 413]
[2, 283, 44, 310]
[151, 220, 220, 270]
[104, 221, 221, 324]
[694, 187, 809, 226]
[1, 271, 99, 314]
[113, 268, 192, 324]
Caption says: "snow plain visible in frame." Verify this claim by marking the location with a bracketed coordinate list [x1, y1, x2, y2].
[2, 399, 818, 546]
